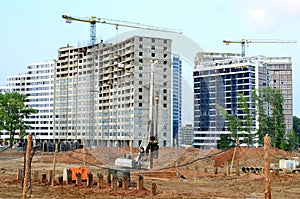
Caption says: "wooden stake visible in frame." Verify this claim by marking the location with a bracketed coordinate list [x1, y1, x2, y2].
[235, 137, 240, 176]
[40, 142, 45, 163]
[83, 139, 86, 167]
[22, 134, 32, 199]
[129, 138, 133, 157]
[264, 136, 271, 199]
[51, 142, 58, 186]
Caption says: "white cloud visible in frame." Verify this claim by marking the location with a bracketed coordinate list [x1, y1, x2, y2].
[248, 8, 273, 31]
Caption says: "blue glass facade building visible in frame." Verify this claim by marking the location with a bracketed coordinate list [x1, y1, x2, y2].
[193, 53, 266, 149]
[172, 55, 182, 146]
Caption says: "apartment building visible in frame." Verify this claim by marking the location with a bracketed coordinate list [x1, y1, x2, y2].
[54, 36, 172, 147]
[193, 53, 267, 149]
[181, 121, 193, 147]
[25, 62, 55, 141]
[2, 61, 55, 143]
[266, 57, 293, 132]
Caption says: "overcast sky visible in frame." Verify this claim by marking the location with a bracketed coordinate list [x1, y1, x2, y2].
[1, 0, 299, 117]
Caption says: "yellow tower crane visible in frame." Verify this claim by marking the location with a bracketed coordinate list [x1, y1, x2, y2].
[223, 39, 297, 57]
[62, 14, 182, 45]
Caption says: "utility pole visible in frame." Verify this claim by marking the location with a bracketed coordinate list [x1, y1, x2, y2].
[148, 62, 155, 170]
[264, 135, 271, 199]
[22, 134, 32, 199]
[155, 95, 159, 139]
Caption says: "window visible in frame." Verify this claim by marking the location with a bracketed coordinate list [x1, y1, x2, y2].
[139, 103, 142, 107]
[139, 59, 143, 63]
[139, 44, 143, 49]
[139, 37, 143, 41]
[139, 52, 143, 56]
[139, 88, 143, 92]
[152, 38, 155, 42]
[151, 46, 155, 50]
[139, 81, 143, 85]
[139, 95, 142, 99]
[163, 103, 167, 108]
[139, 73, 143, 78]
[151, 53, 155, 57]
[139, 66, 143, 70]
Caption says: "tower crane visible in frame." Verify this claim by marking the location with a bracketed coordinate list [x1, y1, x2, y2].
[223, 38, 297, 57]
[62, 14, 182, 45]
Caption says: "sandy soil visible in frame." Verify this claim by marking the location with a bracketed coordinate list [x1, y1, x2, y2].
[1, 147, 300, 198]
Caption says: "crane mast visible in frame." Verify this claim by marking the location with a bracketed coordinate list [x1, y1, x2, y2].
[223, 38, 297, 57]
[62, 14, 182, 45]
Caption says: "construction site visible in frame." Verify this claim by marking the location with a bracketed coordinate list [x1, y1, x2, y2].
[1, 137, 300, 198]
[1, 13, 299, 199]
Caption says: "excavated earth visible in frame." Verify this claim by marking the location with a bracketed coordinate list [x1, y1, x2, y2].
[1, 146, 300, 198]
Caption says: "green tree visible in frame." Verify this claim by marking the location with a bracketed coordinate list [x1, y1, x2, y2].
[286, 129, 297, 152]
[238, 93, 253, 146]
[0, 92, 36, 147]
[252, 88, 270, 145]
[216, 104, 241, 149]
[263, 87, 285, 149]
[293, 116, 300, 147]
[217, 133, 233, 150]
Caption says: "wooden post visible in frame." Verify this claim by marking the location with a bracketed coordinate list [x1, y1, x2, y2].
[111, 174, 117, 191]
[40, 173, 47, 182]
[137, 175, 144, 191]
[264, 136, 271, 199]
[152, 183, 157, 195]
[58, 176, 63, 185]
[82, 139, 86, 167]
[41, 142, 45, 163]
[87, 172, 93, 187]
[17, 169, 24, 180]
[226, 164, 230, 176]
[51, 142, 58, 186]
[129, 138, 133, 157]
[66, 169, 72, 184]
[235, 137, 240, 176]
[97, 173, 103, 189]
[22, 134, 32, 199]
[48, 170, 53, 184]
[122, 176, 129, 190]
[76, 173, 82, 185]
[33, 170, 39, 182]
[214, 167, 218, 175]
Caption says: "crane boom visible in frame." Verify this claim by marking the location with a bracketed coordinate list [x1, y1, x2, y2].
[62, 14, 182, 45]
[223, 38, 297, 57]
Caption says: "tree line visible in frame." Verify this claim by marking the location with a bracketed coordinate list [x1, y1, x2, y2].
[217, 87, 297, 152]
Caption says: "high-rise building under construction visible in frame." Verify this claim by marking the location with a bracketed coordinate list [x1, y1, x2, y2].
[54, 36, 173, 147]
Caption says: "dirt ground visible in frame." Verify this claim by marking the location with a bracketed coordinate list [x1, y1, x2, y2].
[1, 146, 300, 199]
